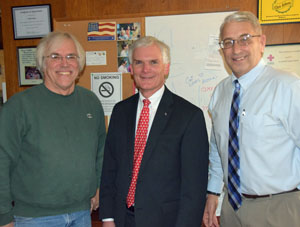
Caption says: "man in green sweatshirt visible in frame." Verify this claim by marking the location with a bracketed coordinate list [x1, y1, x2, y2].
[0, 31, 106, 227]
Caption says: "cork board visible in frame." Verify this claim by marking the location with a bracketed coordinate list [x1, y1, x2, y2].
[53, 17, 145, 102]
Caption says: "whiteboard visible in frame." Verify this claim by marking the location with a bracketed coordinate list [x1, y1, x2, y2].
[146, 11, 234, 134]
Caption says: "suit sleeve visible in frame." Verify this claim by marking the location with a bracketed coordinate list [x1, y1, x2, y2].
[99, 106, 118, 219]
[175, 109, 209, 227]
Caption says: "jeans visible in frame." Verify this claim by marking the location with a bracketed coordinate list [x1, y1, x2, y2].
[14, 210, 91, 227]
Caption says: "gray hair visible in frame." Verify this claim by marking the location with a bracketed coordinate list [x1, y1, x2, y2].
[36, 31, 85, 74]
[220, 11, 262, 39]
[128, 36, 170, 64]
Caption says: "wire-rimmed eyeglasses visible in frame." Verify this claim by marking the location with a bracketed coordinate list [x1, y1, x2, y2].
[44, 53, 79, 63]
[219, 34, 261, 49]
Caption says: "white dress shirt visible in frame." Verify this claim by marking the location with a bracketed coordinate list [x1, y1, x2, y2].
[135, 85, 165, 136]
[208, 59, 300, 195]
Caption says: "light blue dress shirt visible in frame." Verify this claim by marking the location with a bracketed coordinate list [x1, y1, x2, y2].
[208, 59, 300, 195]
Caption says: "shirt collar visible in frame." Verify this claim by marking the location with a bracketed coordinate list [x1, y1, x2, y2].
[139, 85, 165, 109]
[231, 59, 266, 90]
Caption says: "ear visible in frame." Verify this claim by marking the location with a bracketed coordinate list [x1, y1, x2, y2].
[129, 64, 133, 75]
[164, 63, 170, 76]
[260, 34, 267, 53]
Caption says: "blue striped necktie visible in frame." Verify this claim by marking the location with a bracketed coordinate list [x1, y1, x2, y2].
[228, 79, 242, 211]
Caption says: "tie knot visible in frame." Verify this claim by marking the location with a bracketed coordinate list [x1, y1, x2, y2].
[143, 99, 151, 107]
[234, 80, 240, 89]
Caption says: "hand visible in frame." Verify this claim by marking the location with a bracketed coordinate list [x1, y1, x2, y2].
[1, 222, 14, 227]
[202, 194, 219, 227]
[102, 221, 116, 227]
[90, 188, 99, 212]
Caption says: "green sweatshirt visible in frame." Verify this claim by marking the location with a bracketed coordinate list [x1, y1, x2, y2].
[0, 84, 106, 225]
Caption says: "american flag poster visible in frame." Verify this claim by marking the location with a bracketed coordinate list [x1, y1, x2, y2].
[88, 22, 116, 41]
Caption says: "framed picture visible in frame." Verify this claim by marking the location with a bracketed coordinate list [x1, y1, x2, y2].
[258, 0, 300, 24]
[12, 4, 52, 39]
[17, 47, 43, 86]
[263, 43, 300, 76]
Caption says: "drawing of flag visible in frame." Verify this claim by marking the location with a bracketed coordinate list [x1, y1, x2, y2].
[88, 22, 116, 41]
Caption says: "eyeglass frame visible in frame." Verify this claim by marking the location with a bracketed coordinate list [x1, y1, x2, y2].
[219, 34, 261, 49]
[44, 53, 80, 63]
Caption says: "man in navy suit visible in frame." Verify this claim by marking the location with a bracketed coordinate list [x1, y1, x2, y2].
[99, 36, 209, 227]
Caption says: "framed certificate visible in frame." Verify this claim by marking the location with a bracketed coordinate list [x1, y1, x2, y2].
[12, 4, 52, 39]
[263, 43, 300, 76]
[17, 47, 43, 86]
[258, 0, 300, 24]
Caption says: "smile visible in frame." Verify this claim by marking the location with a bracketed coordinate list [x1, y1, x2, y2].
[140, 75, 154, 79]
[233, 56, 246, 62]
[57, 71, 72, 75]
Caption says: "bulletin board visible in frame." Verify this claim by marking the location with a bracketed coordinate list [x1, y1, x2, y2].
[54, 17, 145, 112]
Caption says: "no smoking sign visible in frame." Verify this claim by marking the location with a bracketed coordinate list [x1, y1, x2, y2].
[99, 82, 114, 98]
[91, 72, 122, 116]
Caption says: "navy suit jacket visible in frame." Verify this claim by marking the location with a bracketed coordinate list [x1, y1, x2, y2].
[99, 86, 209, 227]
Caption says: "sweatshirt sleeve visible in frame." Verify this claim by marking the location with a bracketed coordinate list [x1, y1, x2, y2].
[0, 98, 24, 225]
[95, 100, 106, 188]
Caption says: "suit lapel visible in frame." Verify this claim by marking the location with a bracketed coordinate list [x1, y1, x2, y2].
[139, 87, 174, 174]
[126, 94, 139, 169]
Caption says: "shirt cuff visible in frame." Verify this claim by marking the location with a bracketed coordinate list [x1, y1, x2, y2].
[207, 177, 224, 194]
[102, 218, 114, 222]
[207, 190, 221, 196]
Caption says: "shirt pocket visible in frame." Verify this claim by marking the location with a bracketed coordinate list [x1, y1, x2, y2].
[240, 113, 281, 146]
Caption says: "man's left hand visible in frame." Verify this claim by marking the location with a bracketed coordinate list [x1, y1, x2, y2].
[90, 188, 99, 212]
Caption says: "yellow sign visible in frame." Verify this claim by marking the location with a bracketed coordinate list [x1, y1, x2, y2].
[259, 0, 300, 24]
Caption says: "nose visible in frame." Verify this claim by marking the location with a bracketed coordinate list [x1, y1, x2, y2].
[231, 41, 242, 54]
[60, 57, 69, 66]
[142, 63, 150, 72]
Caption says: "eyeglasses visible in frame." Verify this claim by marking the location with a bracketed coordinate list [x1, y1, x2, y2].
[45, 53, 79, 63]
[219, 34, 261, 49]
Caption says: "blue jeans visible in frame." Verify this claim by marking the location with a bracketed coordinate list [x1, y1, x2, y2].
[14, 210, 91, 227]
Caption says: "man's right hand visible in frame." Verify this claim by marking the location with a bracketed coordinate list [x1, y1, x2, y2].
[102, 221, 116, 227]
[202, 194, 219, 227]
[1, 222, 14, 227]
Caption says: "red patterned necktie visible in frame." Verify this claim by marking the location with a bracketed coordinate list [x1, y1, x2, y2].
[126, 99, 151, 208]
